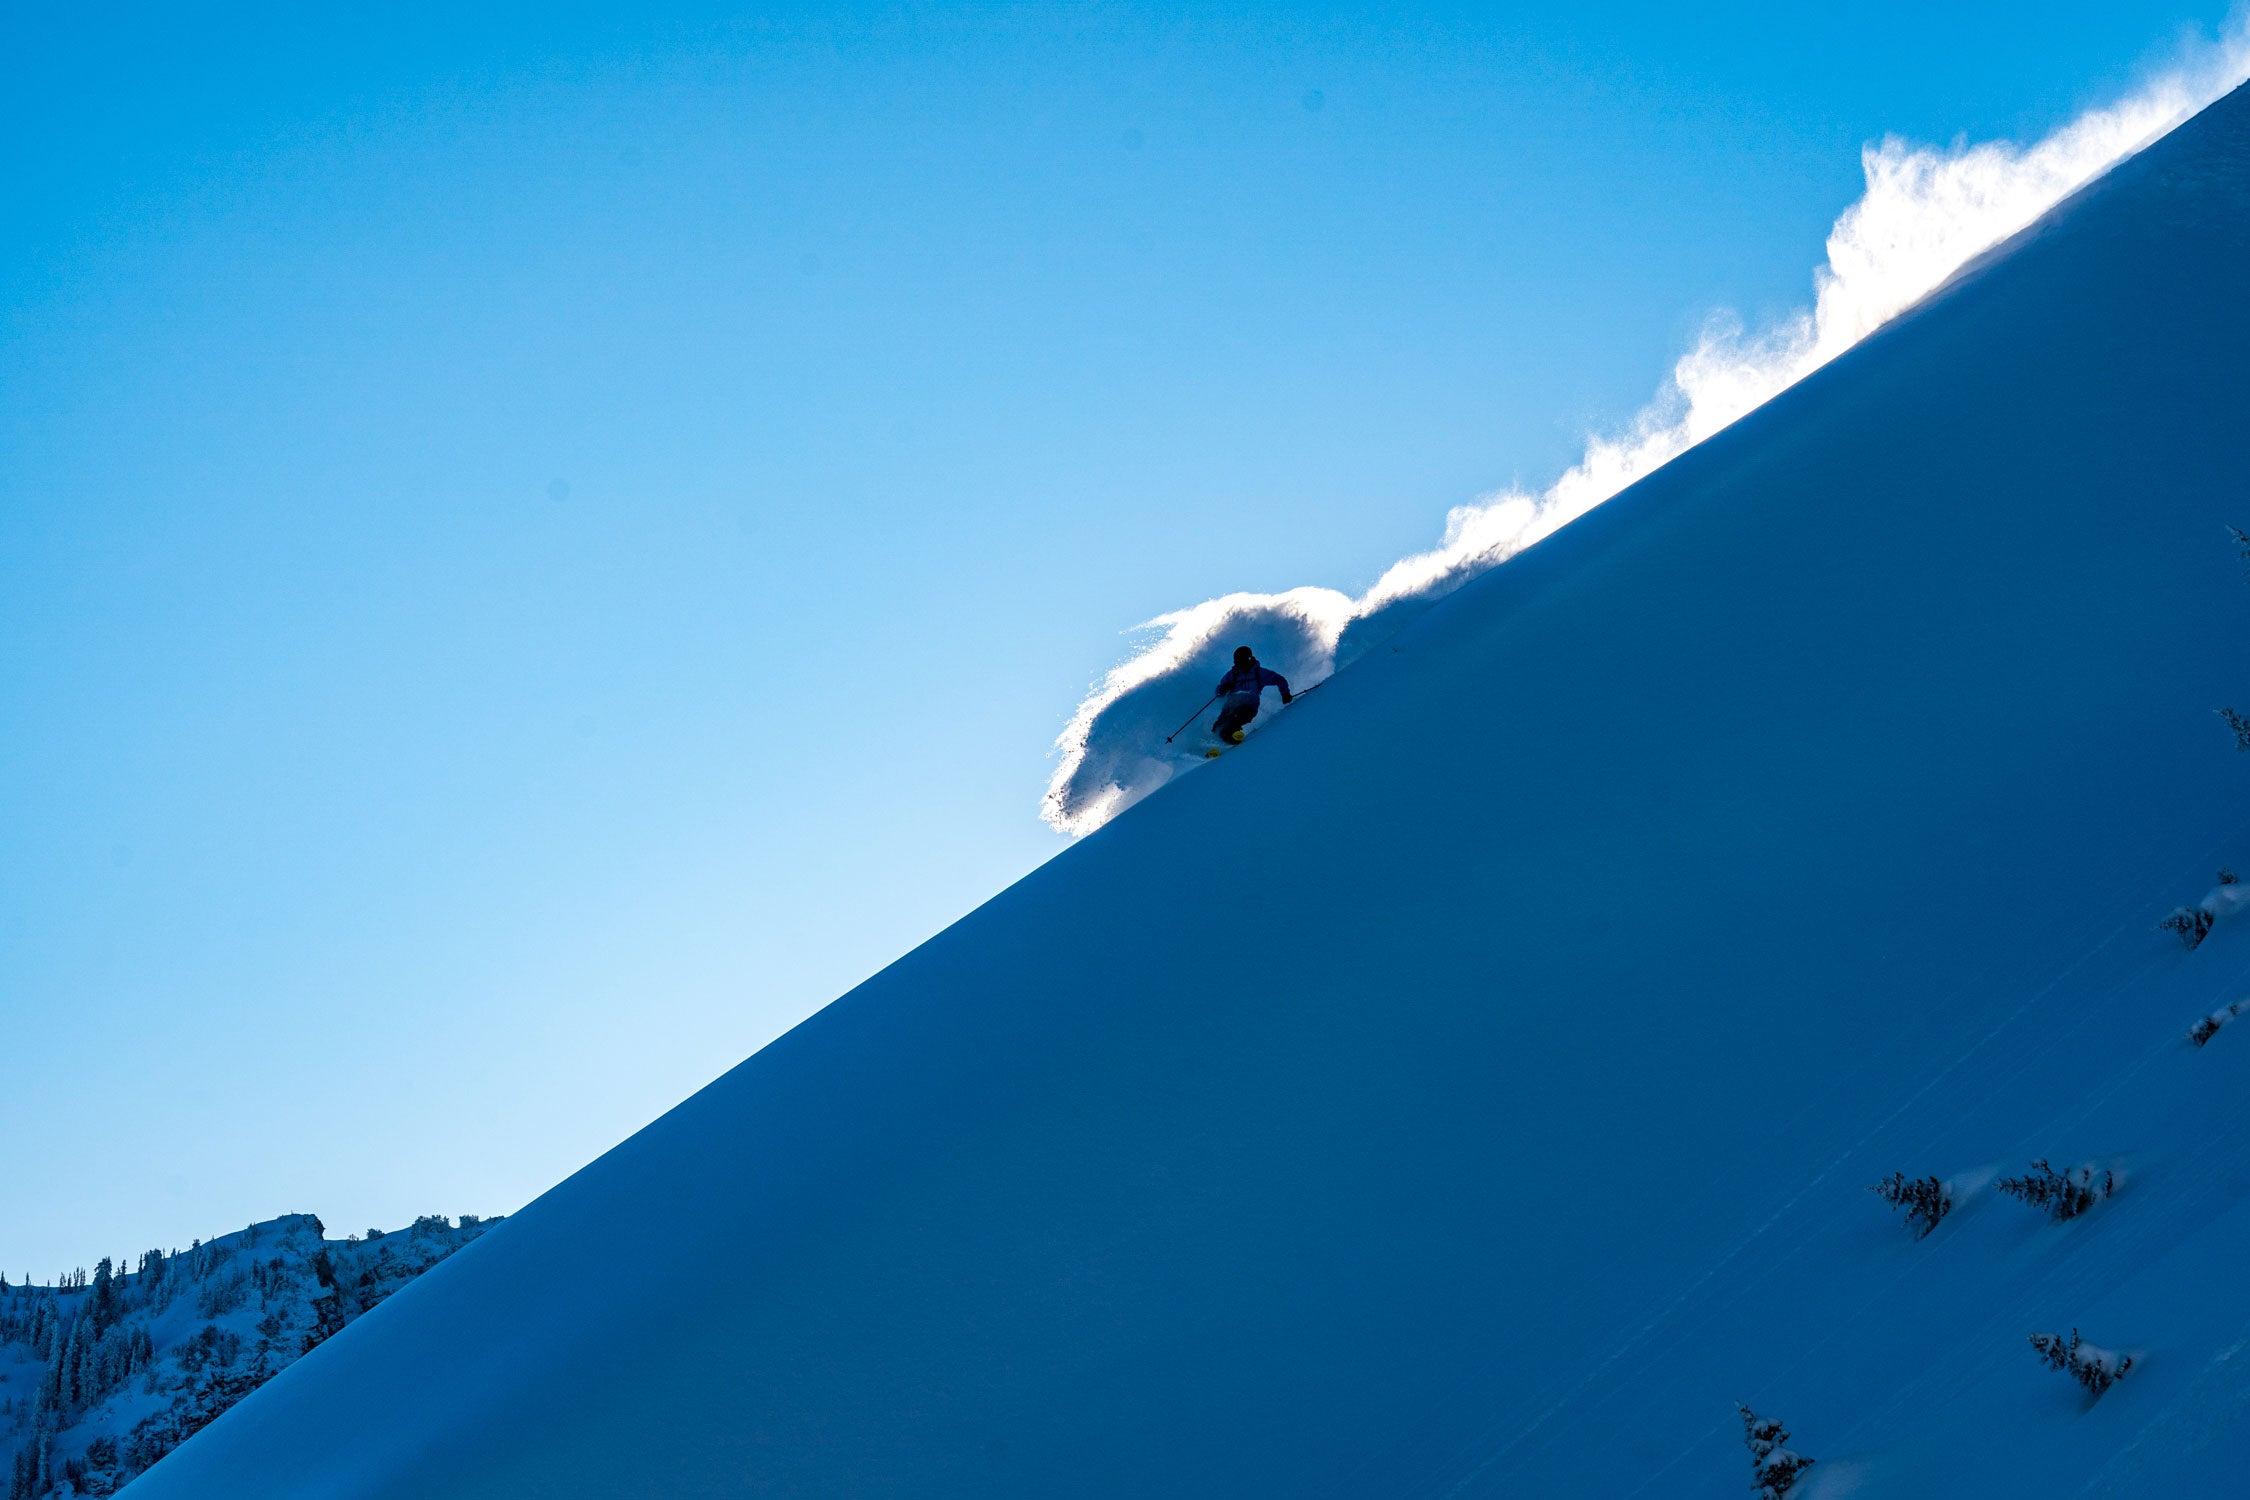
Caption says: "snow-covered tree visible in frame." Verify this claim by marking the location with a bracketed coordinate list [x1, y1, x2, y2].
[8, 1411, 56, 1500]
[2030, 1329, 2132, 1395]
[2189, 998, 2248, 1046]
[1869, 1171, 1952, 1238]
[1737, 1404, 1814, 1499]
[2161, 904, 2215, 947]
[1996, 1159, 2116, 1221]
[88, 1259, 117, 1337]
[2179, 871, 2250, 945]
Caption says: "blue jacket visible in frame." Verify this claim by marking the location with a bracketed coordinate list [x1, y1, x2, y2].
[1215, 663, 1290, 698]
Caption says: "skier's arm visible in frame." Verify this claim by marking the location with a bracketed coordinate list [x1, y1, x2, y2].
[1266, 667, 1294, 703]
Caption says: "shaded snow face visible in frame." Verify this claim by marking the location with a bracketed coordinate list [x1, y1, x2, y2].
[1042, 19, 2250, 836]
[113, 79, 2250, 1500]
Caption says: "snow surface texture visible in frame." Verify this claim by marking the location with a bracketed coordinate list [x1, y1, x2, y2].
[0, 1215, 492, 1498]
[132, 80, 2250, 1500]
[1044, 20, 2250, 835]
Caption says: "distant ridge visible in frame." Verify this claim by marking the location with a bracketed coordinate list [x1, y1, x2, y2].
[2, 1214, 495, 1497]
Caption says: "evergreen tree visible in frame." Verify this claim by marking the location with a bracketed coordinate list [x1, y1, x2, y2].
[1869, 1172, 1952, 1237]
[1996, 1159, 2116, 1221]
[9, 1412, 56, 1500]
[1737, 1404, 1814, 1499]
[2030, 1329, 2133, 1395]
[2189, 998, 2247, 1046]
[89, 1257, 117, 1337]
[2161, 903, 2215, 946]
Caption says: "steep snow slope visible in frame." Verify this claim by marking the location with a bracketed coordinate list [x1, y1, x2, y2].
[137, 85, 2250, 1499]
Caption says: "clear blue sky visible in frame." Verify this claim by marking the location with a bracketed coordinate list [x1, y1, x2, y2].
[1, 1, 2229, 1272]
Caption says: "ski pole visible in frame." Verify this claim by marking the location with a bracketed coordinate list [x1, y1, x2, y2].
[1164, 694, 1220, 743]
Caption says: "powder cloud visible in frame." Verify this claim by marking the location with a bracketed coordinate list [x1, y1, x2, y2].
[1044, 26, 2250, 836]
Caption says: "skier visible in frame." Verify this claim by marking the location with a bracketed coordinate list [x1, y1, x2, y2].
[1211, 646, 1293, 744]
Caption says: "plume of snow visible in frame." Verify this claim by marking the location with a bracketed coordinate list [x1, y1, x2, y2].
[1041, 588, 1354, 835]
[1043, 27, 2250, 836]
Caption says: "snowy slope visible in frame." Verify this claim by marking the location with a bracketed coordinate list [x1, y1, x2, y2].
[134, 83, 2250, 1499]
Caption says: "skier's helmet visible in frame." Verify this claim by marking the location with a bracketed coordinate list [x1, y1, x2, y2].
[1233, 645, 1255, 666]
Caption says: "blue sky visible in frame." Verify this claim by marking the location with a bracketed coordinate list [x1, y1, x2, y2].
[1, 1, 2233, 1271]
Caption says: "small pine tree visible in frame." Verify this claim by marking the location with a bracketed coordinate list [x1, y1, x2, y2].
[1737, 1404, 1814, 1499]
[2030, 1328, 2132, 1395]
[2190, 998, 2248, 1047]
[2229, 524, 2250, 577]
[2220, 708, 2250, 753]
[2161, 905, 2215, 949]
[1996, 1159, 2116, 1221]
[1869, 1172, 1952, 1238]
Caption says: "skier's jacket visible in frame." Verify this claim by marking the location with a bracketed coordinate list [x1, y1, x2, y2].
[1215, 663, 1291, 699]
